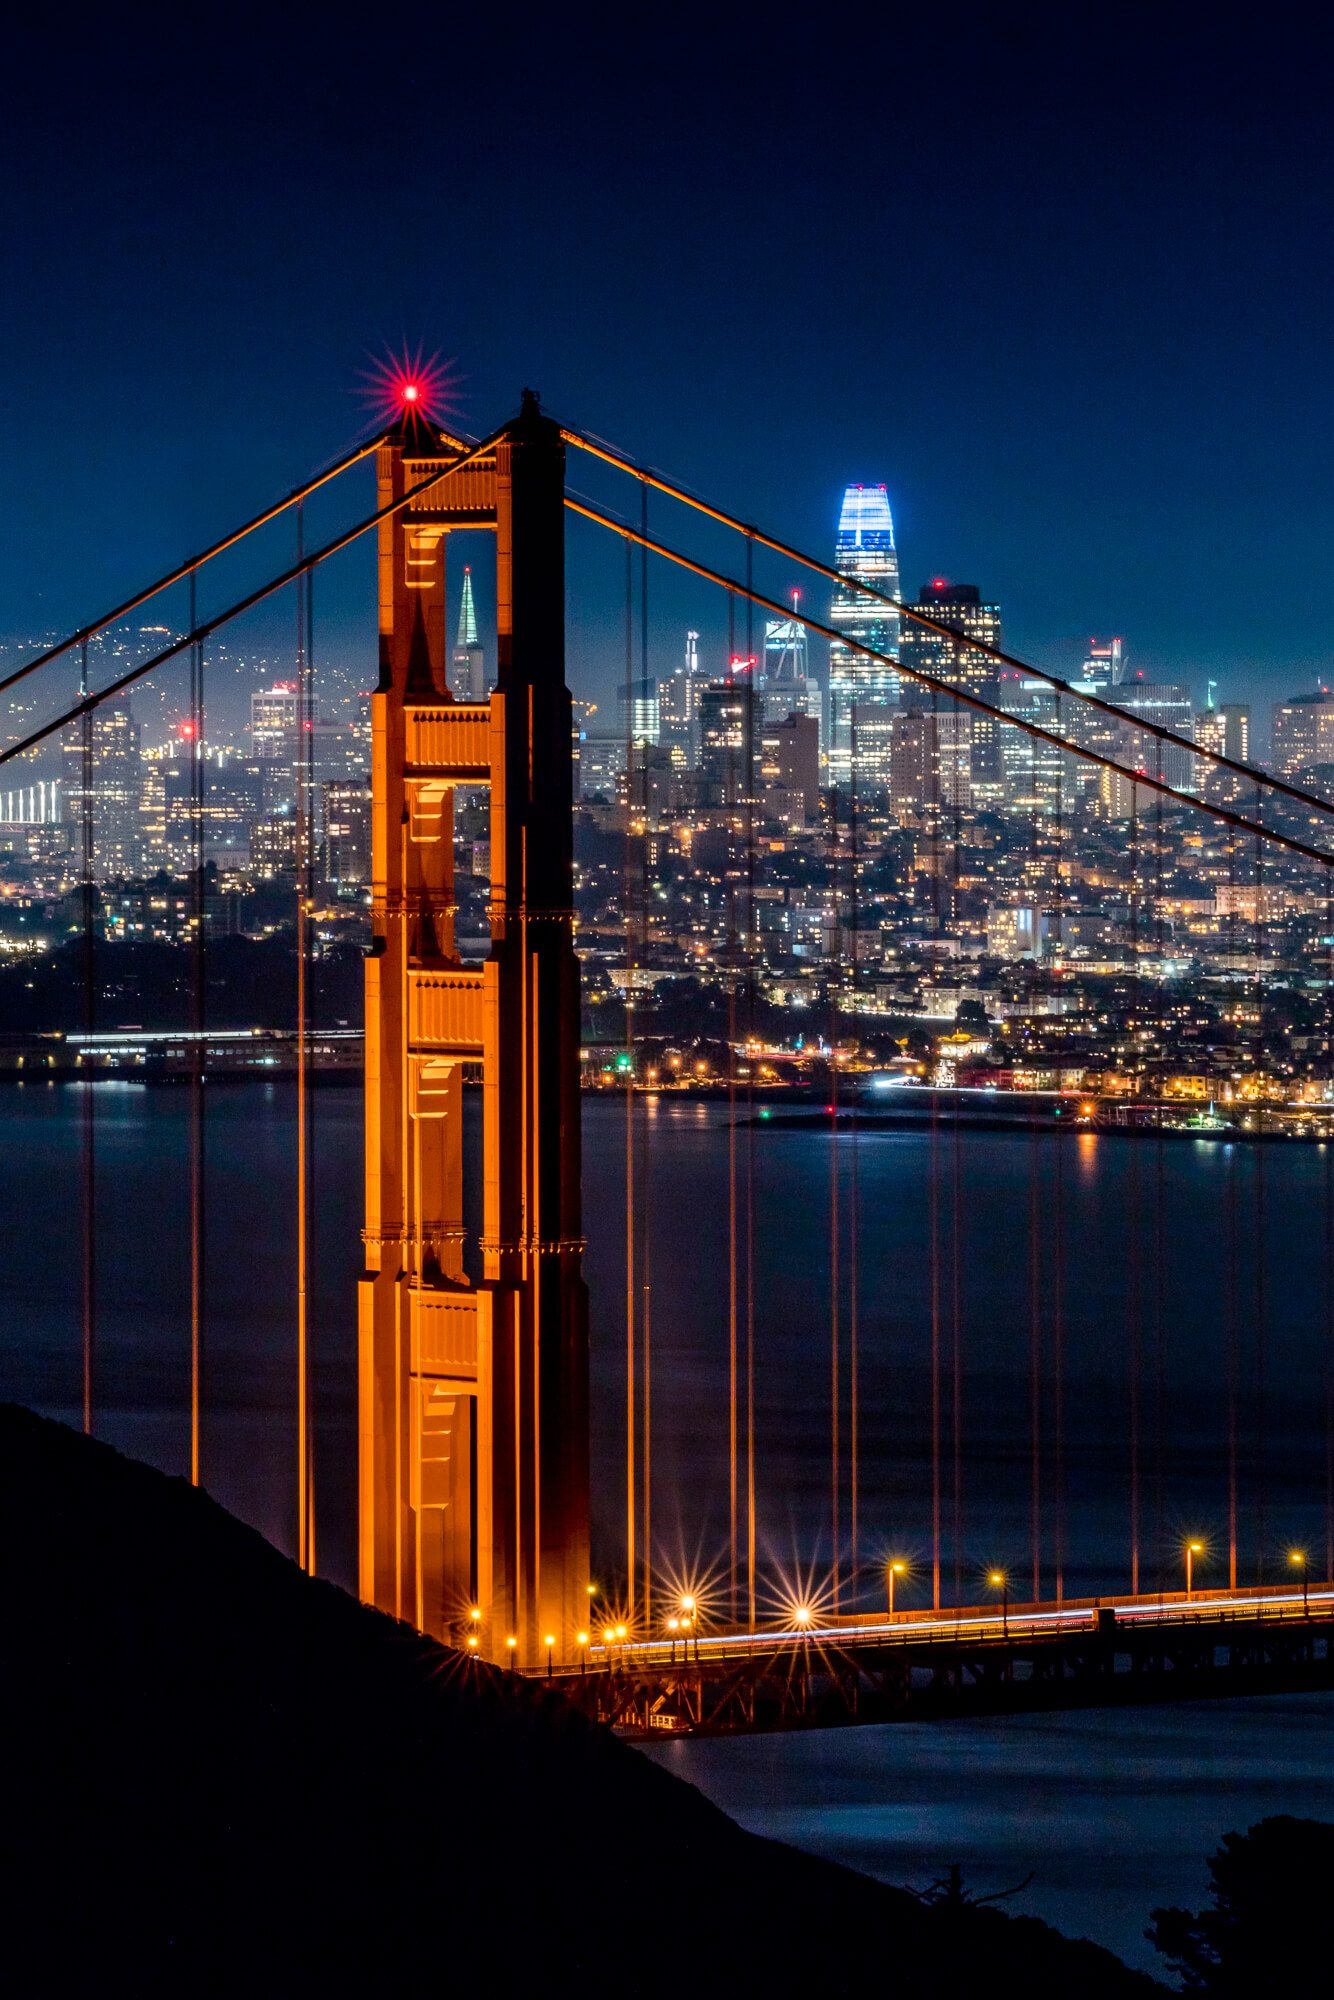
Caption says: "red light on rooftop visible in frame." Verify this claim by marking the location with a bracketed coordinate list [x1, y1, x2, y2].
[178, 720, 197, 740]
[401, 382, 420, 404]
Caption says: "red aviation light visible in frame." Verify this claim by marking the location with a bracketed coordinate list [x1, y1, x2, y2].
[359, 343, 459, 427]
[178, 720, 197, 740]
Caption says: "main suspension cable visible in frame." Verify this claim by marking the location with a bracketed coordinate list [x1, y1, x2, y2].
[560, 498, 1334, 873]
[1, 427, 508, 771]
[0, 432, 393, 701]
[560, 429, 1334, 824]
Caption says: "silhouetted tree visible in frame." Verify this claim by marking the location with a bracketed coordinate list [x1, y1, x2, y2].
[1149, 1815, 1334, 1992]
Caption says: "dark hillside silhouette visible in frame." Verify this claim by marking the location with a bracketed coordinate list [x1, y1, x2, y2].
[0, 1406, 1158, 1996]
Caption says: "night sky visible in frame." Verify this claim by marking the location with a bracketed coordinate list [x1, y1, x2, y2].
[3, 9, 1334, 728]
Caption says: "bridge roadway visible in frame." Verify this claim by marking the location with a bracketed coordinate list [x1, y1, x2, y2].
[546, 1583, 1334, 1737]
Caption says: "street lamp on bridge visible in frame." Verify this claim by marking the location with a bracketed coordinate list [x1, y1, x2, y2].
[989, 1570, 1009, 1640]
[1290, 1548, 1310, 1615]
[886, 1560, 907, 1618]
[1184, 1540, 1205, 1599]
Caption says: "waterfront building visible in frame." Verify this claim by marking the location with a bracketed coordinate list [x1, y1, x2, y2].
[828, 483, 901, 789]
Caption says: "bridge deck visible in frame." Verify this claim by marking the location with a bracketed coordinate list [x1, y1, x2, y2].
[546, 1583, 1334, 1737]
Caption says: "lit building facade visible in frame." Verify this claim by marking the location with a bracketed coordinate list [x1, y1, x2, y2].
[1272, 691, 1334, 780]
[450, 565, 486, 701]
[828, 484, 901, 789]
[900, 580, 1001, 799]
[62, 696, 141, 880]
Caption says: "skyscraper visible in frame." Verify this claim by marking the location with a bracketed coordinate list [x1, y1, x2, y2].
[451, 566, 486, 701]
[900, 580, 1001, 799]
[828, 484, 901, 789]
[761, 591, 811, 724]
[900, 580, 1001, 695]
[1272, 690, 1334, 780]
[62, 697, 142, 881]
[659, 630, 704, 764]
[1081, 638, 1126, 690]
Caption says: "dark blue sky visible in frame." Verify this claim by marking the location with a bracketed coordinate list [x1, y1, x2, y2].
[3, 8, 1334, 728]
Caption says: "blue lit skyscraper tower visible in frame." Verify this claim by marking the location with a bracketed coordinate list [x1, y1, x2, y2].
[828, 483, 901, 788]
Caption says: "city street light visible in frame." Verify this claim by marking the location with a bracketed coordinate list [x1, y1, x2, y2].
[1185, 1540, 1204, 1599]
[989, 1570, 1009, 1640]
[1290, 1549, 1310, 1615]
[506, 1635, 518, 1674]
[545, 1633, 556, 1677]
[887, 1560, 906, 1618]
[576, 1630, 590, 1675]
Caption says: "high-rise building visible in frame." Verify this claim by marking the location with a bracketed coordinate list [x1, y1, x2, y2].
[900, 581, 1002, 800]
[1272, 690, 1334, 780]
[1195, 695, 1252, 802]
[1081, 638, 1126, 690]
[617, 677, 660, 747]
[759, 712, 820, 825]
[451, 566, 486, 701]
[1114, 679, 1196, 790]
[996, 675, 1068, 816]
[324, 779, 372, 891]
[62, 697, 141, 880]
[761, 592, 810, 719]
[828, 484, 901, 789]
[659, 630, 705, 765]
[251, 684, 298, 759]
[698, 677, 755, 807]
[900, 581, 1001, 694]
[888, 706, 971, 825]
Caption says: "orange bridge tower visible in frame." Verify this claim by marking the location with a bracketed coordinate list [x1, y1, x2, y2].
[358, 393, 589, 1665]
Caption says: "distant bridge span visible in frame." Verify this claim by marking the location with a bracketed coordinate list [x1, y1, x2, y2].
[554, 1584, 1334, 1736]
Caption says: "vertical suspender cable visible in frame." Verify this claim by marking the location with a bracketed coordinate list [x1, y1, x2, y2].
[1027, 734, 1042, 1603]
[80, 639, 95, 1435]
[295, 502, 313, 1573]
[622, 538, 636, 1621]
[1325, 876, 1334, 1583]
[828, 764, 840, 1608]
[189, 573, 206, 1485]
[928, 693, 943, 1610]
[1226, 828, 1240, 1590]
[828, 772, 840, 1610]
[1052, 694, 1066, 1604]
[304, 561, 317, 1572]
[744, 533, 757, 1630]
[1152, 743, 1167, 1587]
[849, 694, 860, 1599]
[727, 589, 739, 1621]
[639, 485, 652, 1630]
[1253, 795, 1267, 1581]
[1128, 781, 1142, 1594]
[950, 668, 965, 1602]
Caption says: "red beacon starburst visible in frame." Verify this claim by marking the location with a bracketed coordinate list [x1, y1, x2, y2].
[359, 344, 460, 429]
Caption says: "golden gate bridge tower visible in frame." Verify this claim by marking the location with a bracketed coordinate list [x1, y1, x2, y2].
[358, 391, 589, 1665]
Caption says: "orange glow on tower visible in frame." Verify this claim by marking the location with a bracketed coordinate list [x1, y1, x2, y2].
[358, 394, 589, 1666]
